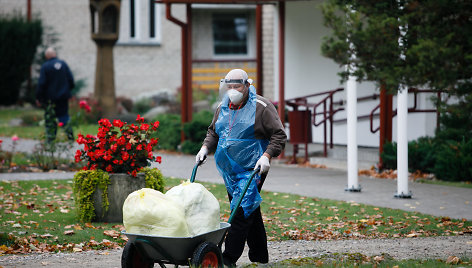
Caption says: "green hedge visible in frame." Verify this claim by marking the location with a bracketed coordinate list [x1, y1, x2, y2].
[434, 139, 472, 182]
[181, 110, 213, 155]
[151, 113, 182, 151]
[381, 137, 472, 182]
[151, 110, 213, 154]
[0, 15, 42, 105]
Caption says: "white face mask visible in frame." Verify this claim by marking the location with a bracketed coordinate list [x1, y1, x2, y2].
[227, 89, 244, 105]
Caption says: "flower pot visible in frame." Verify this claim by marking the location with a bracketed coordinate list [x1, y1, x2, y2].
[93, 173, 146, 223]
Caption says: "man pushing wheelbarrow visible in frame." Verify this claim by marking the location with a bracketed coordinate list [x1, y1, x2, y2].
[196, 69, 287, 267]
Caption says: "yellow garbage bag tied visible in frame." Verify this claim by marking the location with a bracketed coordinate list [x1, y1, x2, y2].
[166, 180, 221, 236]
[123, 188, 190, 237]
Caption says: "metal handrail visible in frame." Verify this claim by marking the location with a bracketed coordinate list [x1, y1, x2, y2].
[285, 88, 345, 157]
[285, 87, 442, 159]
[369, 88, 442, 134]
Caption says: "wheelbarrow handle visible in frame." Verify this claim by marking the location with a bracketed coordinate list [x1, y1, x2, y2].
[228, 167, 260, 224]
[190, 157, 205, 183]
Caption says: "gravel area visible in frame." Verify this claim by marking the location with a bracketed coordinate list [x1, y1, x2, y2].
[1, 235, 471, 267]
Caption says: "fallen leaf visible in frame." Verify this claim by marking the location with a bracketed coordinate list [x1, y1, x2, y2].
[446, 256, 460, 265]
[373, 255, 384, 262]
[104, 230, 120, 239]
[40, 234, 53, 239]
[64, 230, 75, 235]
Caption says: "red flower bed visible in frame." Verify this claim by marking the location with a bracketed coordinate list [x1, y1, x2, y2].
[75, 115, 161, 176]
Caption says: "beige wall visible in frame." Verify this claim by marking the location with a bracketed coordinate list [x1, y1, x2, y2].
[1, 1, 276, 103]
[0, 0, 183, 101]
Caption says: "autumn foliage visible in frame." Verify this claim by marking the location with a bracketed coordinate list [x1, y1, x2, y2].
[75, 115, 161, 176]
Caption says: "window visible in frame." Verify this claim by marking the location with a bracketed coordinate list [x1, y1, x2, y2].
[212, 13, 248, 55]
[149, 0, 156, 38]
[118, 0, 161, 45]
[130, 0, 135, 38]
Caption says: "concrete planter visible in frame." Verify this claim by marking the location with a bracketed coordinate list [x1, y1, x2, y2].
[93, 173, 146, 223]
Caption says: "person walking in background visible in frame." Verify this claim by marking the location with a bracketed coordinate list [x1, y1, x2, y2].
[36, 47, 75, 143]
[195, 69, 286, 266]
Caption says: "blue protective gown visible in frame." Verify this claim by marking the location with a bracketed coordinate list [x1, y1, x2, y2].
[214, 86, 269, 218]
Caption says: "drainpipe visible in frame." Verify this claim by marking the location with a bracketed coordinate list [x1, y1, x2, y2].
[346, 74, 360, 192]
[277, 1, 285, 158]
[277, 1, 285, 125]
[345, 6, 360, 192]
[395, 0, 411, 198]
[396, 87, 410, 197]
[165, 3, 192, 141]
[256, 4, 263, 96]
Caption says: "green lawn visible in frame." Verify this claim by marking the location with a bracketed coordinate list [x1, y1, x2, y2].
[262, 255, 471, 267]
[415, 179, 472, 189]
[0, 107, 98, 140]
[0, 124, 99, 140]
[1, 177, 471, 255]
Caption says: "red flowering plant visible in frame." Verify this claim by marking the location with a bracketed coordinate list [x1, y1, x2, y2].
[75, 115, 161, 177]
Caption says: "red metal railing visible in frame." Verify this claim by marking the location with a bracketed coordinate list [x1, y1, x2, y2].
[370, 88, 442, 133]
[285, 87, 442, 159]
[285, 88, 344, 158]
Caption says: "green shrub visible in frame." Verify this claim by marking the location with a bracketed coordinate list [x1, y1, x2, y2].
[132, 98, 153, 114]
[407, 137, 437, 173]
[181, 110, 213, 155]
[73, 167, 165, 222]
[151, 113, 181, 151]
[434, 139, 472, 182]
[380, 141, 397, 170]
[381, 137, 472, 182]
[381, 137, 437, 172]
[150, 110, 213, 154]
[0, 15, 42, 105]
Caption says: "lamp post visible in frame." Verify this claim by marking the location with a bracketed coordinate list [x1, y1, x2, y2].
[89, 0, 121, 118]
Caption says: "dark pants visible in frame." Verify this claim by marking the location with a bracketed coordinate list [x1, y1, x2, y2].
[44, 99, 73, 142]
[223, 173, 268, 265]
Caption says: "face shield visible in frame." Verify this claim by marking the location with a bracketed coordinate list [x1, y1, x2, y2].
[219, 78, 247, 101]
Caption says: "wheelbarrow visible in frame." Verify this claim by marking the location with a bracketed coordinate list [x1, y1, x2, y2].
[121, 161, 260, 268]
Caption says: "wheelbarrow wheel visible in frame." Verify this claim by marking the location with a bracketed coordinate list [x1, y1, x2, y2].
[190, 241, 223, 268]
[121, 241, 154, 268]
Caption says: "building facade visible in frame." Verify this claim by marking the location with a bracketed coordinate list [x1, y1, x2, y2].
[0, 0, 438, 149]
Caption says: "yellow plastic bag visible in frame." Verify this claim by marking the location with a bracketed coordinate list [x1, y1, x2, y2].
[123, 188, 190, 237]
[166, 180, 220, 236]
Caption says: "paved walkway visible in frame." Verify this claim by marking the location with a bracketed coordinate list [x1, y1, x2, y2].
[1, 137, 471, 220]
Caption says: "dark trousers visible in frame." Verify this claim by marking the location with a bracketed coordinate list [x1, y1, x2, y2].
[223, 173, 268, 265]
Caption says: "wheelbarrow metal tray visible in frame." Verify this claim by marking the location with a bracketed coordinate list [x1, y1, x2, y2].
[123, 222, 230, 264]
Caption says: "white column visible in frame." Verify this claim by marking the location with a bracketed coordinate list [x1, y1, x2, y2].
[346, 75, 360, 191]
[396, 86, 410, 197]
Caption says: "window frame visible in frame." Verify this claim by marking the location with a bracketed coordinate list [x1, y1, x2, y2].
[117, 0, 162, 46]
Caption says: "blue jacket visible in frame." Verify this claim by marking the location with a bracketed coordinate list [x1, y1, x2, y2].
[36, 57, 74, 103]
